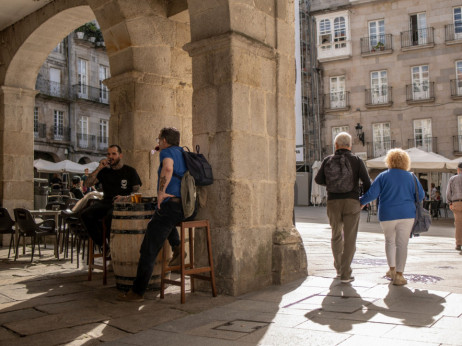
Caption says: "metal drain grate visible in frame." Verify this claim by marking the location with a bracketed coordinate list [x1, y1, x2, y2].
[214, 320, 269, 333]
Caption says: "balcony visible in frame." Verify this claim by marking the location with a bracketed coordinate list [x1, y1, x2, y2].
[400, 27, 434, 50]
[51, 126, 71, 142]
[317, 40, 352, 62]
[445, 24, 462, 44]
[97, 136, 109, 151]
[360, 34, 393, 56]
[72, 84, 109, 104]
[365, 87, 393, 107]
[34, 123, 47, 139]
[450, 79, 462, 100]
[77, 133, 96, 150]
[323, 91, 350, 112]
[366, 140, 396, 159]
[406, 82, 435, 104]
[408, 137, 437, 153]
[35, 77, 69, 99]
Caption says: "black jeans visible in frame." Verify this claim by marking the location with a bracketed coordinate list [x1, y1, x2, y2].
[132, 200, 184, 295]
[80, 200, 113, 247]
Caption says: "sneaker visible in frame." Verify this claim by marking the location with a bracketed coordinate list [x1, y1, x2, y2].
[393, 273, 407, 286]
[385, 269, 396, 280]
[455, 245, 461, 251]
[169, 246, 187, 267]
[117, 290, 144, 302]
[340, 276, 355, 283]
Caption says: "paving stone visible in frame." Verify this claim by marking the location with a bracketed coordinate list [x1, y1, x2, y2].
[338, 334, 440, 346]
[384, 324, 462, 344]
[431, 316, 462, 329]
[0, 307, 46, 325]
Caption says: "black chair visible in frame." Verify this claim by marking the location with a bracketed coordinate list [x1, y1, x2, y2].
[0, 208, 15, 258]
[13, 208, 57, 262]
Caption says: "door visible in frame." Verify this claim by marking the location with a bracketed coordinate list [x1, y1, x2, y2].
[49, 68, 61, 97]
[371, 71, 388, 104]
[454, 7, 462, 40]
[457, 61, 462, 96]
[330, 76, 346, 108]
[414, 119, 432, 152]
[372, 123, 391, 157]
[78, 58, 88, 98]
[78, 116, 88, 148]
[410, 13, 427, 45]
[412, 65, 429, 100]
[99, 65, 109, 103]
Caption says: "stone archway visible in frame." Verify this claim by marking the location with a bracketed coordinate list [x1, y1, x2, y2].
[0, 0, 307, 296]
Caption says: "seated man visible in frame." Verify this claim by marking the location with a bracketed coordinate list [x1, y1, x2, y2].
[70, 176, 84, 199]
[81, 145, 142, 249]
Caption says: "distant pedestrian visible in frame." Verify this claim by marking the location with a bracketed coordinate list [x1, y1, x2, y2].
[360, 148, 425, 286]
[446, 162, 462, 251]
[315, 132, 371, 283]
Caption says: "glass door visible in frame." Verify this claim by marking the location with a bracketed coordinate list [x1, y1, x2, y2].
[330, 76, 346, 108]
[412, 65, 429, 100]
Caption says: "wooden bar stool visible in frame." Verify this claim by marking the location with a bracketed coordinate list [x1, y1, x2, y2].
[160, 219, 217, 304]
[88, 217, 111, 285]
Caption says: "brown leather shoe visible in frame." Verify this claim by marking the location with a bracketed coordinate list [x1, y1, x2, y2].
[393, 273, 407, 286]
[117, 290, 144, 302]
[455, 245, 461, 251]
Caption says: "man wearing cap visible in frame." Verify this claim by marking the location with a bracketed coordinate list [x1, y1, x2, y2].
[446, 162, 462, 250]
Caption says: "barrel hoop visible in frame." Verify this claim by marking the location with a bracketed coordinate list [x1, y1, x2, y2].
[112, 214, 153, 220]
[111, 230, 146, 234]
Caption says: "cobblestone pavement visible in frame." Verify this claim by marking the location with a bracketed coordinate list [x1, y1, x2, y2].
[0, 207, 461, 345]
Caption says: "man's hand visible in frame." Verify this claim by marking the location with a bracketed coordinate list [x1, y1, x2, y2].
[157, 190, 174, 209]
[99, 159, 110, 169]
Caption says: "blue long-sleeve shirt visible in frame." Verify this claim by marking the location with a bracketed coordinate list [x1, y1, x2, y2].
[359, 169, 425, 222]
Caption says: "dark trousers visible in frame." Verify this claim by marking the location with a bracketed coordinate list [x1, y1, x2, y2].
[132, 200, 184, 295]
[80, 200, 113, 247]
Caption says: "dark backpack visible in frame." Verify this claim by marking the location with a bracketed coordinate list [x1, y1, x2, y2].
[324, 153, 355, 193]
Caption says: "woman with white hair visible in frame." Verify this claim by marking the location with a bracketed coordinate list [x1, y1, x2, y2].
[360, 148, 424, 285]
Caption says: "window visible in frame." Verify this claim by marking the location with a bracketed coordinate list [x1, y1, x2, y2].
[334, 17, 346, 48]
[413, 119, 432, 152]
[330, 76, 346, 108]
[370, 70, 388, 104]
[78, 58, 88, 98]
[412, 65, 430, 100]
[332, 126, 349, 153]
[368, 19, 385, 48]
[372, 123, 391, 157]
[319, 19, 332, 50]
[99, 119, 108, 149]
[78, 116, 88, 148]
[410, 13, 427, 45]
[457, 61, 462, 96]
[49, 68, 61, 97]
[315, 11, 351, 61]
[34, 107, 38, 137]
[52, 41, 63, 54]
[458, 116, 462, 151]
[454, 7, 462, 39]
[99, 65, 109, 103]
[53, 110, 64, 140]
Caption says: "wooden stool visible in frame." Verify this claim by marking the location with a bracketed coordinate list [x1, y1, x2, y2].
[88, 217, 111, 285]
[160, 219, 217, 304]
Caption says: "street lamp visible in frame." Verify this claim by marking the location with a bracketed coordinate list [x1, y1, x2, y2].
[355, 123, 365, 146]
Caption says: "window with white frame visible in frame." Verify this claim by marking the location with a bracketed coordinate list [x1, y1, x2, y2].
[334, 17, 347, 48]
[53, 110, 64, 140]
[319, 19, 332, 50]
[454, 7, 462, 39]
[368, 19, 385, 48]
[372, 123, 391, 157]
[370, 70, 388, 104]
[330, 76, 346, 108]
[411, 65, 430, 100]
[456, 60, 462, 96]
[458, 116, 462, 151]
[410, 13, 427, 45]
[77, 58, 88, 97]
[332, 126, 349, 153]
[315, 11, 350, 60]
[34, 107, 38, 137]
[413, 118, 432, 152]
[99, 65, 109, 103]
[78, 116, 88, 148]
[99, 119, 108, 149]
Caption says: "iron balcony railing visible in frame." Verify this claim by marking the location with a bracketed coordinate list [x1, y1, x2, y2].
[76, 133, 97, 150]
[406, 82, 435, 102]
[34, 123, 47, 139]
[97, 136, 109, 151]
[400, 27, 434, 48]
[450, 79, 462, 98]
[366, 140, 396, 159]
[365, 87, 393, 106]
[453, 135, 462, 153]
[35, 77, 69, 99]
[408, 137, 437, 153]
[323, 91, 350, 111]
[72, 84, 110, 104]
[360, 34, 393, 54]
[445, 23, 462, 42]
[51, 126, 71, 141]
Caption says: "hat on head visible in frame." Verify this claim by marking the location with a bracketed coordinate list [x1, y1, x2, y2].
[458, 162, 462, 169]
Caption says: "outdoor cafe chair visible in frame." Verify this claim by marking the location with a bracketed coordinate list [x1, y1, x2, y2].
[0, 208, 15, 258]
[13, 208, 58, 262]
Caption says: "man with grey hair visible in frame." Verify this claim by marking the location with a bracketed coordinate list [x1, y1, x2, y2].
[315, 132, 371, 283]
[446, 162, 462, 250]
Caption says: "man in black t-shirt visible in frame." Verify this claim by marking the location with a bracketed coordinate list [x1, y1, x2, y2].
[81, 145, 142, 248]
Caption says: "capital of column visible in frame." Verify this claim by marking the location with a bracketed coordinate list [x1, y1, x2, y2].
[0, 85, 38, 98]
[184, 30, 276, 60]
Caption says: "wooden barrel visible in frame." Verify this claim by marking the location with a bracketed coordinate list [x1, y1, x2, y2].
[110, 202, 171, 291]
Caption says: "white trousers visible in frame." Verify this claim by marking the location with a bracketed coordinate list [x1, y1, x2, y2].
[379, 218, 414, 273]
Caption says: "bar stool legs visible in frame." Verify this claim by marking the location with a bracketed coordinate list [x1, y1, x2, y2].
[160, 219, 217, 304]
[88, 217, 110, 285]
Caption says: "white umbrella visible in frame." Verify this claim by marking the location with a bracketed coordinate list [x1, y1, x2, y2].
[34, 159, 100, 174]
[445, 158, 462, 171]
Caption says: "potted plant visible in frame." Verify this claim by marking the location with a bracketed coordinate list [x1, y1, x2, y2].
[375, 41, 385, 51]
[74, 22, 99, 41]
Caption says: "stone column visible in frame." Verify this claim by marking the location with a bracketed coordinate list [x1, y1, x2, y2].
[0, 86, 37, 210]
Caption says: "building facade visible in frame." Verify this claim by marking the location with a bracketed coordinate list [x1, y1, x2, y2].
[309, 0, 462, 161]
[34, 22, 109, 165]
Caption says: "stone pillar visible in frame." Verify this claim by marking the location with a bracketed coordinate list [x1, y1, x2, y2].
[0, 86, 37, 210]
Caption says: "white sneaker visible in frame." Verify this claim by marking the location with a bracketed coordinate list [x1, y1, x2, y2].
[340, 276, 355, 283]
